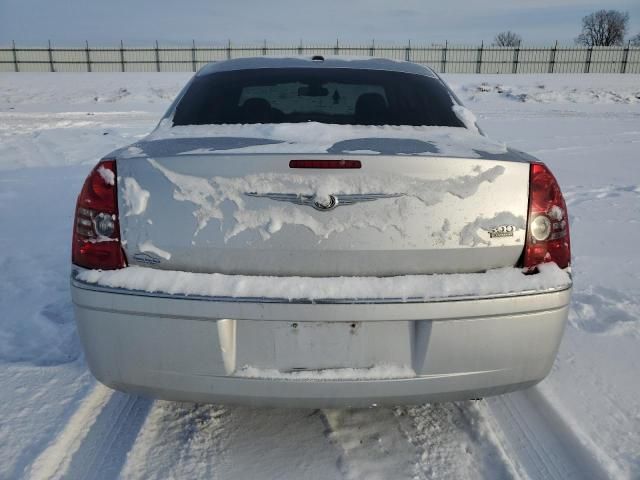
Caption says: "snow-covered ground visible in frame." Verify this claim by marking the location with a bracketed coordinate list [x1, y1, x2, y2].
[1, 72, 639, 479]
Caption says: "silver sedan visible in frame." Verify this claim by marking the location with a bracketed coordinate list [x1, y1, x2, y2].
[71, 57, 571, 407]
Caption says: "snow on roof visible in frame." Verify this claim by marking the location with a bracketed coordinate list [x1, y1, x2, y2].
[197, 56, 437, 78]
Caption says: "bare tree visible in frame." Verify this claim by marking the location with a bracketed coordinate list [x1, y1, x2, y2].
[630, 34, 640, 46]
[494, 31, 522, 47]
[576, 10, 629, 46]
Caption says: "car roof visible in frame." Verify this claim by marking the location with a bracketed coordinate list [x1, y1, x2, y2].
[197, 56, 437, 78]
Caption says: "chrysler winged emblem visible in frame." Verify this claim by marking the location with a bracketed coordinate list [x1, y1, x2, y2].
[313, 194, 338, 211]
[245, 192, 403, 211]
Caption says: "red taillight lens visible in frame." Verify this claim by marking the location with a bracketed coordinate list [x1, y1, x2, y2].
[289, 160, 362, 169]
[523, 162, 571, 270]
[72, 160, 126, 270]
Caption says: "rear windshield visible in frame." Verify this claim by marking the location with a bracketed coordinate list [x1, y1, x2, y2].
[172, 68, 465, 128]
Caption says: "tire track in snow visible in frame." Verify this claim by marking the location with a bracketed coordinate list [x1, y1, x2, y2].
[486, 387, 616, 480]
[27, 383, 152, 480]
[27, 384, 112, 480]
[63, 392, 152, 480]
[549, 330, 640, 474]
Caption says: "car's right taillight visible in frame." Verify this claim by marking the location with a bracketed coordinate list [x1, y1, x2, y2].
[72, 159, 126, 270]
[522, 162, 571, 270]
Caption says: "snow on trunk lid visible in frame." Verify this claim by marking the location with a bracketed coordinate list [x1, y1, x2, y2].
[116, 153, 530, 276]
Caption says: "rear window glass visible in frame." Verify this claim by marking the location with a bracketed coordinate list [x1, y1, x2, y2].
[172, 68, 465, 128]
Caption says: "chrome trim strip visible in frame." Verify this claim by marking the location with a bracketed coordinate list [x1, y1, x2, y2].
[70, 272, 572, 306]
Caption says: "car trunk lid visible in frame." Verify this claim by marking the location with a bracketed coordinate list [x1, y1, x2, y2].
[116, 151, 529, 276]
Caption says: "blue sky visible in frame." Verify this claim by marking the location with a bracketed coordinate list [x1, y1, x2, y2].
[1, 0, 639, 46]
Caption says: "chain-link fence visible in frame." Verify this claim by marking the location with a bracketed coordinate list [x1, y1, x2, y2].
[1, 41, 639, 73]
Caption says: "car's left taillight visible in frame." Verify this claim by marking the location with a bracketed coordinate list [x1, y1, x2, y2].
[72, 159, 126, 270]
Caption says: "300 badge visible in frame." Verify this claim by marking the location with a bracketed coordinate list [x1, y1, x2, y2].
[486, 224, 516, 238]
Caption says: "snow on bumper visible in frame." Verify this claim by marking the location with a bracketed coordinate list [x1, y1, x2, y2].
[71, 266, 571, 407]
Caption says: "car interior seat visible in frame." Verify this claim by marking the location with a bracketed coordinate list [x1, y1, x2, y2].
[354, 93, 389, 125]
[240, 98, 275, 123]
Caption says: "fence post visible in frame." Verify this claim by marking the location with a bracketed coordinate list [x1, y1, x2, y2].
[476, 41, 483, 73]
[548, 40, 557, 73]
[227, 39, 231, 60]
[48, 40, 54, 72]
[405, 40, 411, 62]
[191, 40, 196, 72]
[120, 40, 125, 72]
[12, 40, 18, 72]
[298, 40, 303, 55]
[154, 40, 160, 72]
[334, 39, 339, 55]
[441, 41, 447, 73]
[85, 40, 91, 72]
[512, 43, 520, 74]
[620, 40, 630, 74]
[262, 39, 267, 56]
[584, 46, 593, 73]
[370, 39, 375, 57]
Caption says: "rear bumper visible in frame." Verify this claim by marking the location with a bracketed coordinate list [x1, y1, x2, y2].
[71, 272, 571, 407]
